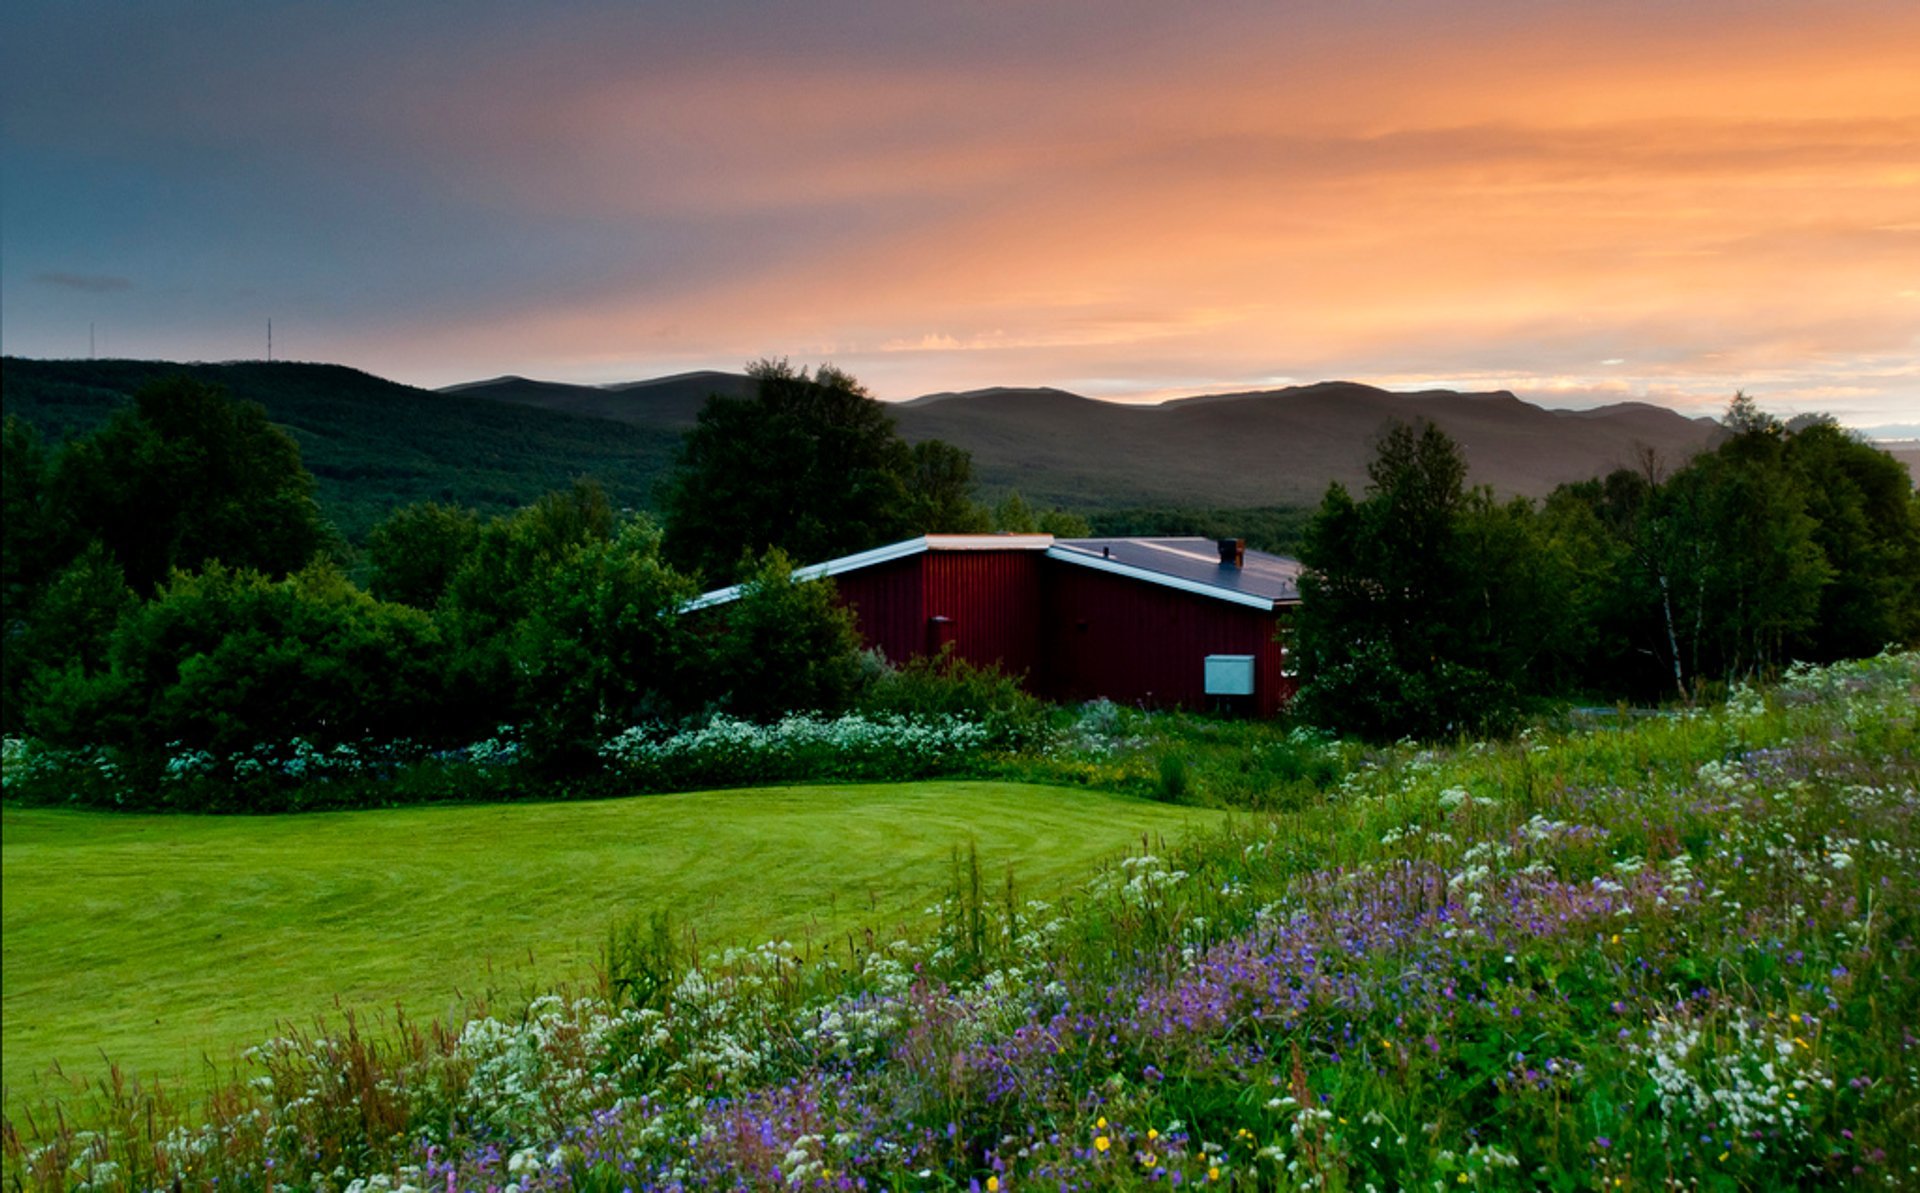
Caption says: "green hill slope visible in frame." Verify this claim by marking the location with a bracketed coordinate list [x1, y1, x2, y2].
[1, 358, 684, 540]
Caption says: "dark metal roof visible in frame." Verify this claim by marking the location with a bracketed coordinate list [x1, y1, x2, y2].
[687, 534, 1304, 611]
[1052, 537, 1303, 604]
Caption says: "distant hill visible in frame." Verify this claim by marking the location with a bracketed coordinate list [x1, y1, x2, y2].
[3, 359, 1764, 542]
[461, 372, 1731, 509]
[886, 382, 1729, 508]
[440, 370, 755, 428]
[1, 359, 684, 540]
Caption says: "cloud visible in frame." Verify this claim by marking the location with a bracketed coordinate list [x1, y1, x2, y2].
[33, 271, 130, 293]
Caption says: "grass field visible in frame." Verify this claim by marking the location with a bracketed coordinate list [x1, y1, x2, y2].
[0, 781, 1218, 1107]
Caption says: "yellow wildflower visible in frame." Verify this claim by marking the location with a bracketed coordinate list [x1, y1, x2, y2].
[987, 1179, 999, 1193]
[1095, 1136, 1110, 1153]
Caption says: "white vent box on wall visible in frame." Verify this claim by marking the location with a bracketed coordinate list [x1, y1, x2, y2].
[1204, 654, 1255, 696]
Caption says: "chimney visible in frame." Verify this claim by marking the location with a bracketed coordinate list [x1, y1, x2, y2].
[1217, 538, 1245, 568]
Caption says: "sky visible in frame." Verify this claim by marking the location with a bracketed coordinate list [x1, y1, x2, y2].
[3, 1, 1917, 428]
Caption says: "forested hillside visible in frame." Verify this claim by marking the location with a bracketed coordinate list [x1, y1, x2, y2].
[1, 359, 680, 539]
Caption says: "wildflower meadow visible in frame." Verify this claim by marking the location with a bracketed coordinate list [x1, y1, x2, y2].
[4, 652, 1917, 1190]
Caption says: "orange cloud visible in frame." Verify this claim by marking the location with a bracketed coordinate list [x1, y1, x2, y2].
[349, 3, 1918, 423]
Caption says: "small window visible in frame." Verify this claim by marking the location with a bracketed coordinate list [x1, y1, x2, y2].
[1204, 654, 1255, 696]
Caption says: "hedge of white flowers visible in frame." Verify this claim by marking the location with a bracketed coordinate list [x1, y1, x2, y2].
[599, 712, 993, 785]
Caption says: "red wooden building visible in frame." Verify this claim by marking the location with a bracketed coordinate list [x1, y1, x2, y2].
[691, 535, 1303, 716]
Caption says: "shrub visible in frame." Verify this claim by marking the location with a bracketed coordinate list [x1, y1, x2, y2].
[92, 562, 447, 759]
[691, 551, 865, 720]
[857, 646, 1049, 749]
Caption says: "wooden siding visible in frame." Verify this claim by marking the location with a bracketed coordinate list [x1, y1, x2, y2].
[1040, 563, 1293, 716]
[830, 555, 925, 666]
[822, 545, 1296, 715]
[922, 551, 1045, 677]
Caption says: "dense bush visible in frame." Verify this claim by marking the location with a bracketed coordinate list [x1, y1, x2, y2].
[30, 562, 446, 759]
[688, 551, 867, 721]
[856, 646, 1049, 749]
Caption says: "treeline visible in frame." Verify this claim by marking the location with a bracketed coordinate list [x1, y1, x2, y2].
[1, 367, 1065, 803]
[1295, 396, 1920, 738]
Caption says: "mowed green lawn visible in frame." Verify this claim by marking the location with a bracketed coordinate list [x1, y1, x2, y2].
[1, 782, 1218, 1106]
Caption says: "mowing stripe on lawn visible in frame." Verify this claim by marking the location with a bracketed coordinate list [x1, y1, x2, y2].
[1, 781, 1220, 1107]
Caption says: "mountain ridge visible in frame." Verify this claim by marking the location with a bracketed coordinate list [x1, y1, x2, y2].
[5, 358, 1788, 534]
[443, 371, 1735, 508]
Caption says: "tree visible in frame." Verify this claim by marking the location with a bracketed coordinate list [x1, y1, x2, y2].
[907, 440, 992, 533]
[365, 501, 481, 610]
[2, 417, 70, 726]
[1783, 420, 1920, 658]
[46, 562, 445, 757]
[512, 516, 696, 767]
[990, 489, 1090, 536]
[1294, 420, 1560, 739]
[661, 360, 984, 583]
[438, 481, 620, 737]
[49, 376, 335, 594]
[691, 551, 866, 720]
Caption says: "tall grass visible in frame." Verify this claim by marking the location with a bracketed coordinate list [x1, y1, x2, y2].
[5, 652, 1916, 1190]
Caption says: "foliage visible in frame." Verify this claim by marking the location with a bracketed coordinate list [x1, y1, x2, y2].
[436, 482, 622, 740]
[660, 360, 916, 584]
[905, 439, 993, 533]
[689, 550, 867, 720]
[988, 488, 1092, 535]
[43, 562, 446, 761]
[660, 360, 991, 584]
[7, 653, 1914, 1192]
[1295, 419, 1559, 739]
[856, 646, 1050, 749]
[1, 357, 681, 541]
[364, 501, 480, 610]
[1542, 399, 1915, 698]
[599, 711, 994, 787]
[1297, 399, 1917, 736]
[511, 517, 697, 768]
[47, 375, 337, 595]
[1784, 418, 1920, 658]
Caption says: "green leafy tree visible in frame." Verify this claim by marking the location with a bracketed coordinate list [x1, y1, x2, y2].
[1783, 420, 1920, 658]
[365, 501, 482, 610]
[2, 417, 72, 725]
[50, 562, 444, 756]
[1661, 442, 1829, 680]
[1295, 420, 1560, 739]
[513, 516, 696, 766]
[907, 440, 993, 533]
[49, 376, 335, 594]
[991, 489, 1090, 536]
[664, 361, 993, 583]
[6, 544, 138, 734]
[693, 550, 866, 720]
[438, 481, 620, 736]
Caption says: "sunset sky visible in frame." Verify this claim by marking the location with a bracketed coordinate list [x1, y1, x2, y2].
[3, 1, 1916, 427]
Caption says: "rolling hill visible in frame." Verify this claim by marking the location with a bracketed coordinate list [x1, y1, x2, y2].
[1, 358, 685, 540]
[5, 358, 1749, 539]
[455, 373, 1731, 509]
